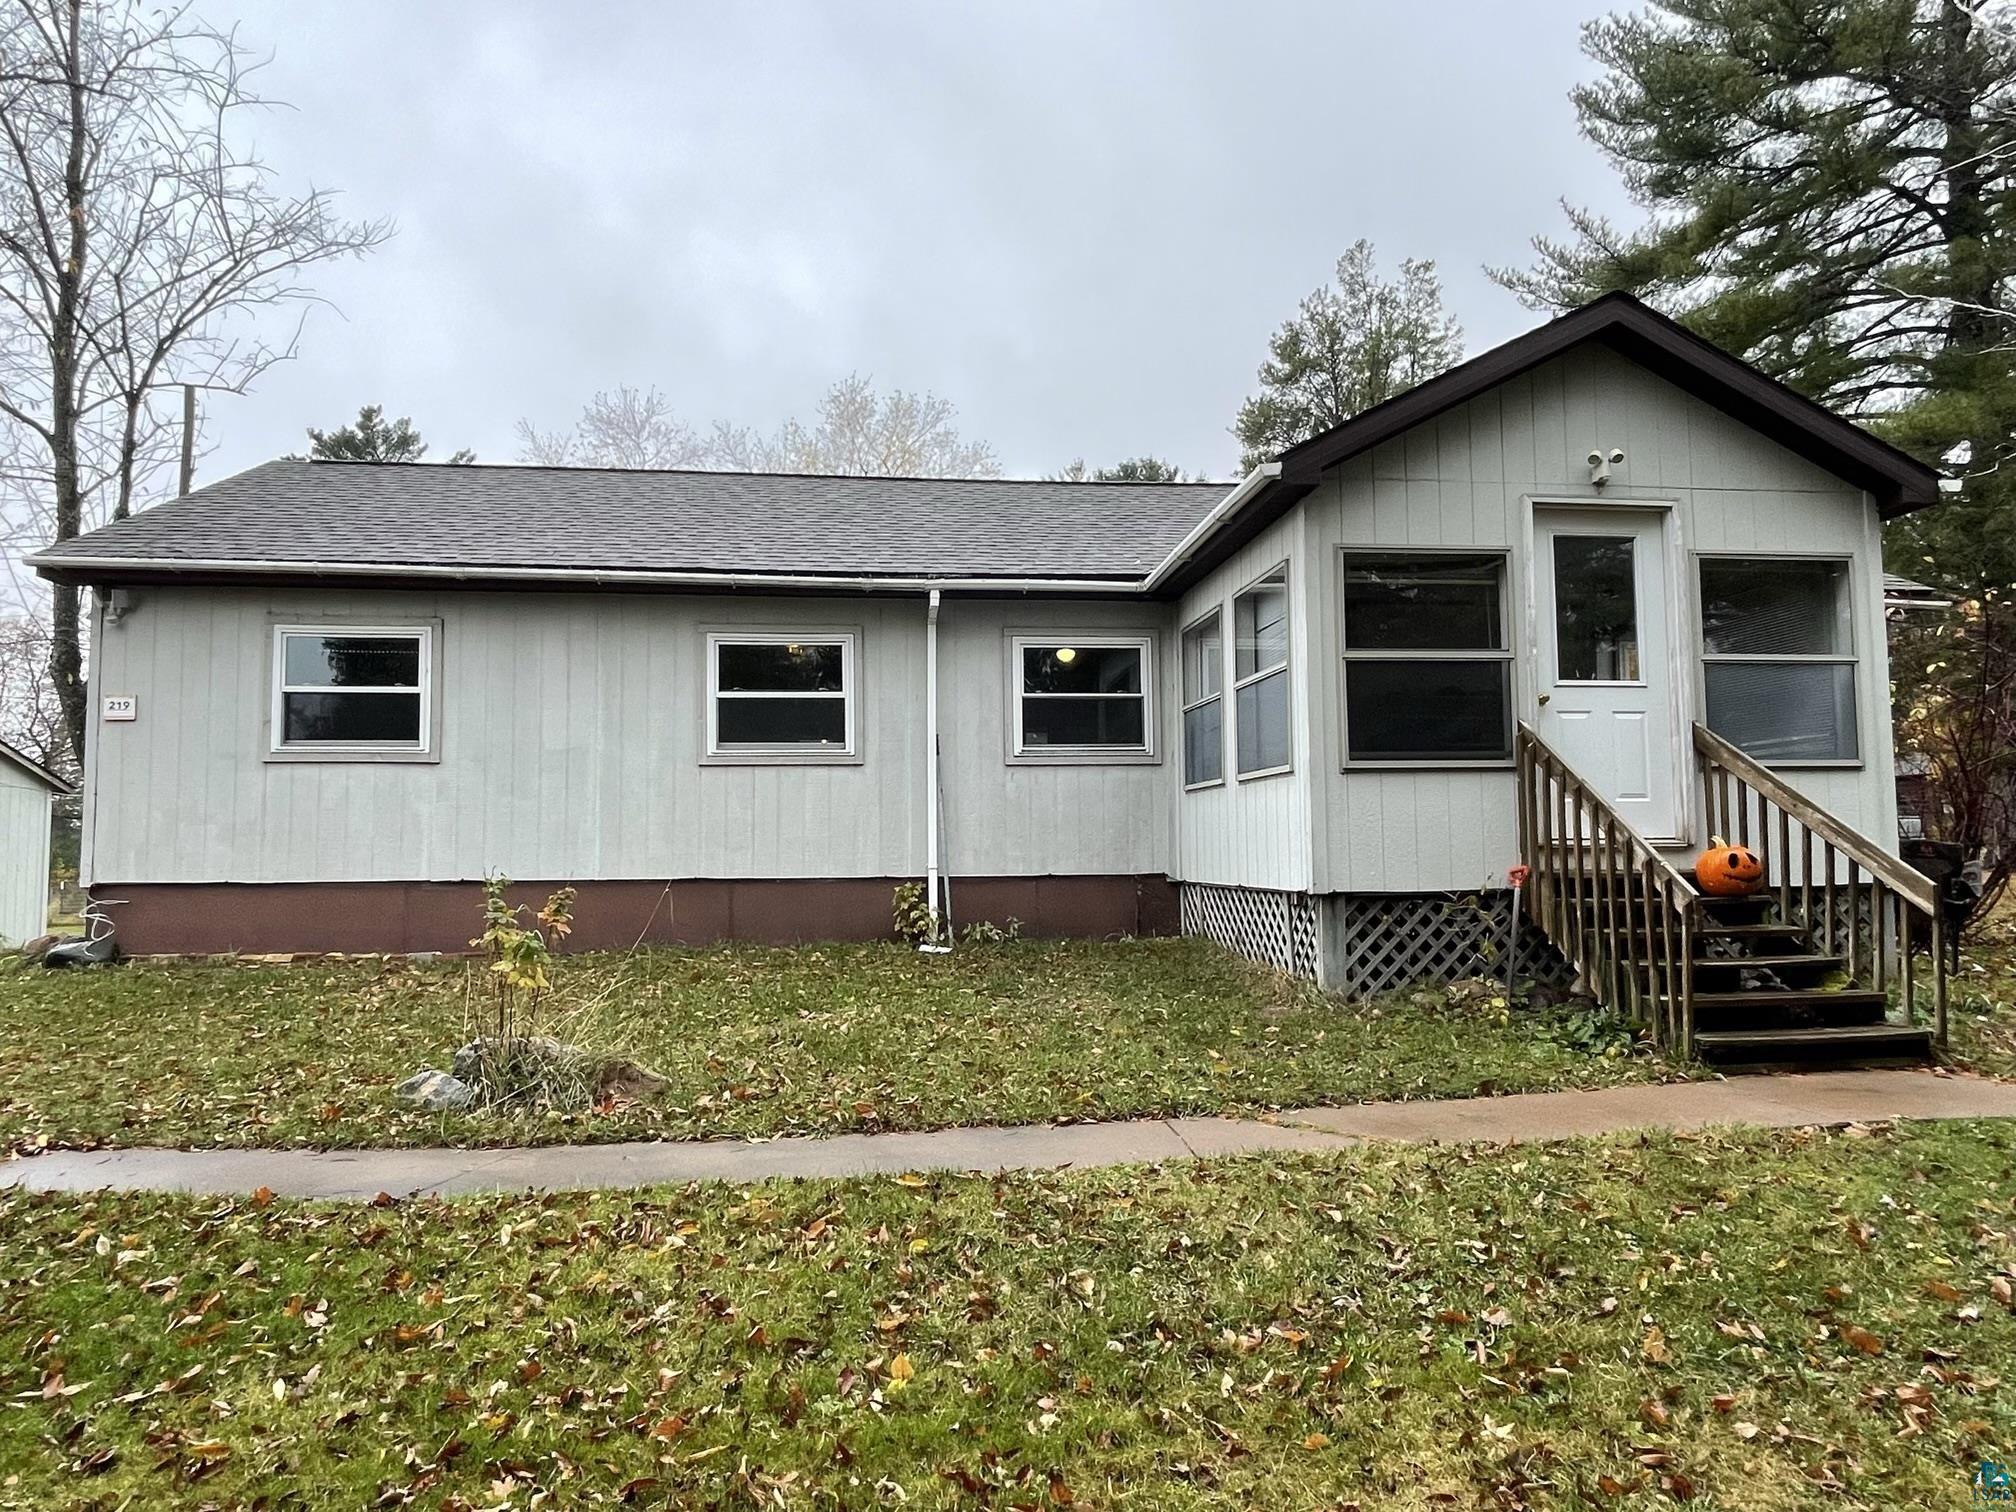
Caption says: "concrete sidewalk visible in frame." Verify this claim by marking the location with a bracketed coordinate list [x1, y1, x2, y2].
[6, 1068, 2014, 1202]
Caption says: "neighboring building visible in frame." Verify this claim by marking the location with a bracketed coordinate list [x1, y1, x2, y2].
[29, 293, 1939, 1002]
[0, 738, 67, 946]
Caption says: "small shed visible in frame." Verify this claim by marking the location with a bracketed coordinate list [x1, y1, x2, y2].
[0, 738, 68, 946]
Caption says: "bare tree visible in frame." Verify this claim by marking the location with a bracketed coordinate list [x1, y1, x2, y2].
[0, 0, 389, 764]
[513, 385, 711, 470]
[709, 375, 1000, 478]
[518, 374, 1001, 479]
[0, 609, 66, 774]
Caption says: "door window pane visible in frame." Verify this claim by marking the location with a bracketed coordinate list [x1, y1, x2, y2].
[1552, 534, 1640, 681]
[1235, 668, 1289, 772]
[1700, 560, 1850, 655]
[1345, 660, 1510, 762]
[1343, 555, 1503, 650]
[1705, 663, 1858, 762]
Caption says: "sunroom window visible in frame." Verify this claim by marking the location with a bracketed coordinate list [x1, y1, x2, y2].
[1699, 558, 1857, 762]
[1013, 637, 1151, 754]
[1340, 553, 1511, 762]
[1233, 566, 1290, 775]
[272, 626, 430, 752]
[1180, 610, 1224, 787]
[708, 634, 855, 756]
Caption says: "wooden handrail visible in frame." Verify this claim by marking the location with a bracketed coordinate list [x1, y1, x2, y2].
[1691, 724, 1937, 913]
[1519, 724, 1702, 903]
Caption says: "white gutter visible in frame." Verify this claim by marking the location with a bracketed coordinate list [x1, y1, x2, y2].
[1141, 462, 1282, 593]
[20, 553, 1144, 596]
[924, 588, 942, 944]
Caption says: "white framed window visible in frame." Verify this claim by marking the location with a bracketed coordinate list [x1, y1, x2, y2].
[1699, 556, 1858, 763]
[1010, 634, 1154, 759]
[1232, 564, 1291, 776]
[706, 632, 857, 760]
[1180, 609, 1225, 788]
[270, 624, 433, 757]
[1339, 552, 1512, 764]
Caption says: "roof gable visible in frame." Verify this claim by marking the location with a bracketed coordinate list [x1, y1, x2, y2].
[0, 738, 68, 793]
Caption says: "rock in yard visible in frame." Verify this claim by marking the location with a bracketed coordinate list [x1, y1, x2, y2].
[393, 1068, 478, 1112]
[451, 1035, 583, 1082]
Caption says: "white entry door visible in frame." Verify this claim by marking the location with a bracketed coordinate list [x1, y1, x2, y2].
[1534, 507, 1679, 840]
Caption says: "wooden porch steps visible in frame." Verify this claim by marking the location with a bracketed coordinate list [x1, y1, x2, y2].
[1518, 721, 1948, 1073]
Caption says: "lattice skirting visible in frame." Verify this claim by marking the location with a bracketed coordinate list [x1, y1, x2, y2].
[1180, 883, 1320, 979]
[1327, 891, 1573, 1000]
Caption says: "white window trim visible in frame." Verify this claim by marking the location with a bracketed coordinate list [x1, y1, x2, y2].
[1232, 562, 1293, 780]
[1007, 632, 1158, 764]
[1180, 607, 1226, 791]
[268, 622, 436, 762]
[1697, 552, 1861, 768]
[1337, 548, 1515, 769]
[704, 631, 859, 764]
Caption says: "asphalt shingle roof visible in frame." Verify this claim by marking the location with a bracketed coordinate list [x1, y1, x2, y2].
[34, 461, 1226, 582]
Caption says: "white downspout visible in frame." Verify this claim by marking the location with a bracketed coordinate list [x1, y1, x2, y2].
[924, 588, 943, 947]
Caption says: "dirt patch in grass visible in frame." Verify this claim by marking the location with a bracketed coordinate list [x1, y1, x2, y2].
[0, 939, 1685, 1152]
[1, 1121, 2009, 1508]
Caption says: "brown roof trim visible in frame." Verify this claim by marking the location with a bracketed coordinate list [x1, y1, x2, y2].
[1157, 292, 1943, 597]
[0, 737, 69, 793]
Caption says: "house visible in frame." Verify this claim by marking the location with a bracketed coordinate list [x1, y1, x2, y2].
[0, 738, 68, 946]
[29, 293, 1948, 1058]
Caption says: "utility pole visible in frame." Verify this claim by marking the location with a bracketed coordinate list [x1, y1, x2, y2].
[178, 384, 196, 496]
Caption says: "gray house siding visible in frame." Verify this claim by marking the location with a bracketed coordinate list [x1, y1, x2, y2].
[83, 587, 1173, 894]
[0, 756, 54, 945]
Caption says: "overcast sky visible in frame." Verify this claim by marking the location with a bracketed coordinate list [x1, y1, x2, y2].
[187, 0, 1635, 486]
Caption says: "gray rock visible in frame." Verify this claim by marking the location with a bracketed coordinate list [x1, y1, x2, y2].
[393, 1068, 478, 1112]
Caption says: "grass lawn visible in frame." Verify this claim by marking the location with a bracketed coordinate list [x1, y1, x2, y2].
[0, 939, 1682, 1154]
[2, 1121, 2012, 1509]
[1947, 904, 2016, 1083]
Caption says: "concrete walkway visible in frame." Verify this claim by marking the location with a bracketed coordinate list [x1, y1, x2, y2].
[7, 1069, 2015, 1202]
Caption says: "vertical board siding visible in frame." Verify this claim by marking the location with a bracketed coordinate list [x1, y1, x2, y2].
[87, 589, 1172, 885]
[1307, 343, 1901, 894]
[1171, 513, 1313, 892]
[0, 766, 52, 944]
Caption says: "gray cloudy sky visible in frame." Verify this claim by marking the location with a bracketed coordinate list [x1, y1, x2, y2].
[192, 0, 1634, 485]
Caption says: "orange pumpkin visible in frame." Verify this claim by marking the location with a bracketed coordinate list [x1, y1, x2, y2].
[1695, 835, 1765, 896]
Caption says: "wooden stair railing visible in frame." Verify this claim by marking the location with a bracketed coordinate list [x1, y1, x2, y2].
[1693, 723, 1948, 1047]
[1515, 723, 1703, 1055]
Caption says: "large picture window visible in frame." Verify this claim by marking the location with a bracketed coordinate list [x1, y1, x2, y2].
[271, 625, 432, 754]
[708, 633, 856, 758]
[1012, 635, 1152, 756]
[1180, 610, 1225, 787]
[1233, 565, 1291, 775]
[1699, 558, 1858, 762]
[1340, 553, 1511, 763]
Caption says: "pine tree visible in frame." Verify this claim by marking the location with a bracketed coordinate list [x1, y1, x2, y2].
[1052, 456, 1191, 483]
[304, 404, 474, 464]
[1233, 241, 1463, 472]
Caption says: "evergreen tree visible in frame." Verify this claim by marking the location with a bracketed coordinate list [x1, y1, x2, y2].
[1233, 241, 1463, 471]
[1052, 456, 1191, 482]
[304, 404, 474, 464]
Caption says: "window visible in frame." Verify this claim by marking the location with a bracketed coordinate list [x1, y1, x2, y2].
[1340, 553, 1511, 763]
[707, 633, 856, 758]
[1012, 635, 1152, 756]
[1552, 534, 1640, 681]
[1233, 565, 1291, 775]
[1180, 610, 1225, 787]
[1699, 558, 1857, 762]
[271, 625, 432, 755]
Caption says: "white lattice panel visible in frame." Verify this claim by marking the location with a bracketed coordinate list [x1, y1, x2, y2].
[1181, 883, 1319, 979]
[1332, 892, 1571, 1000]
